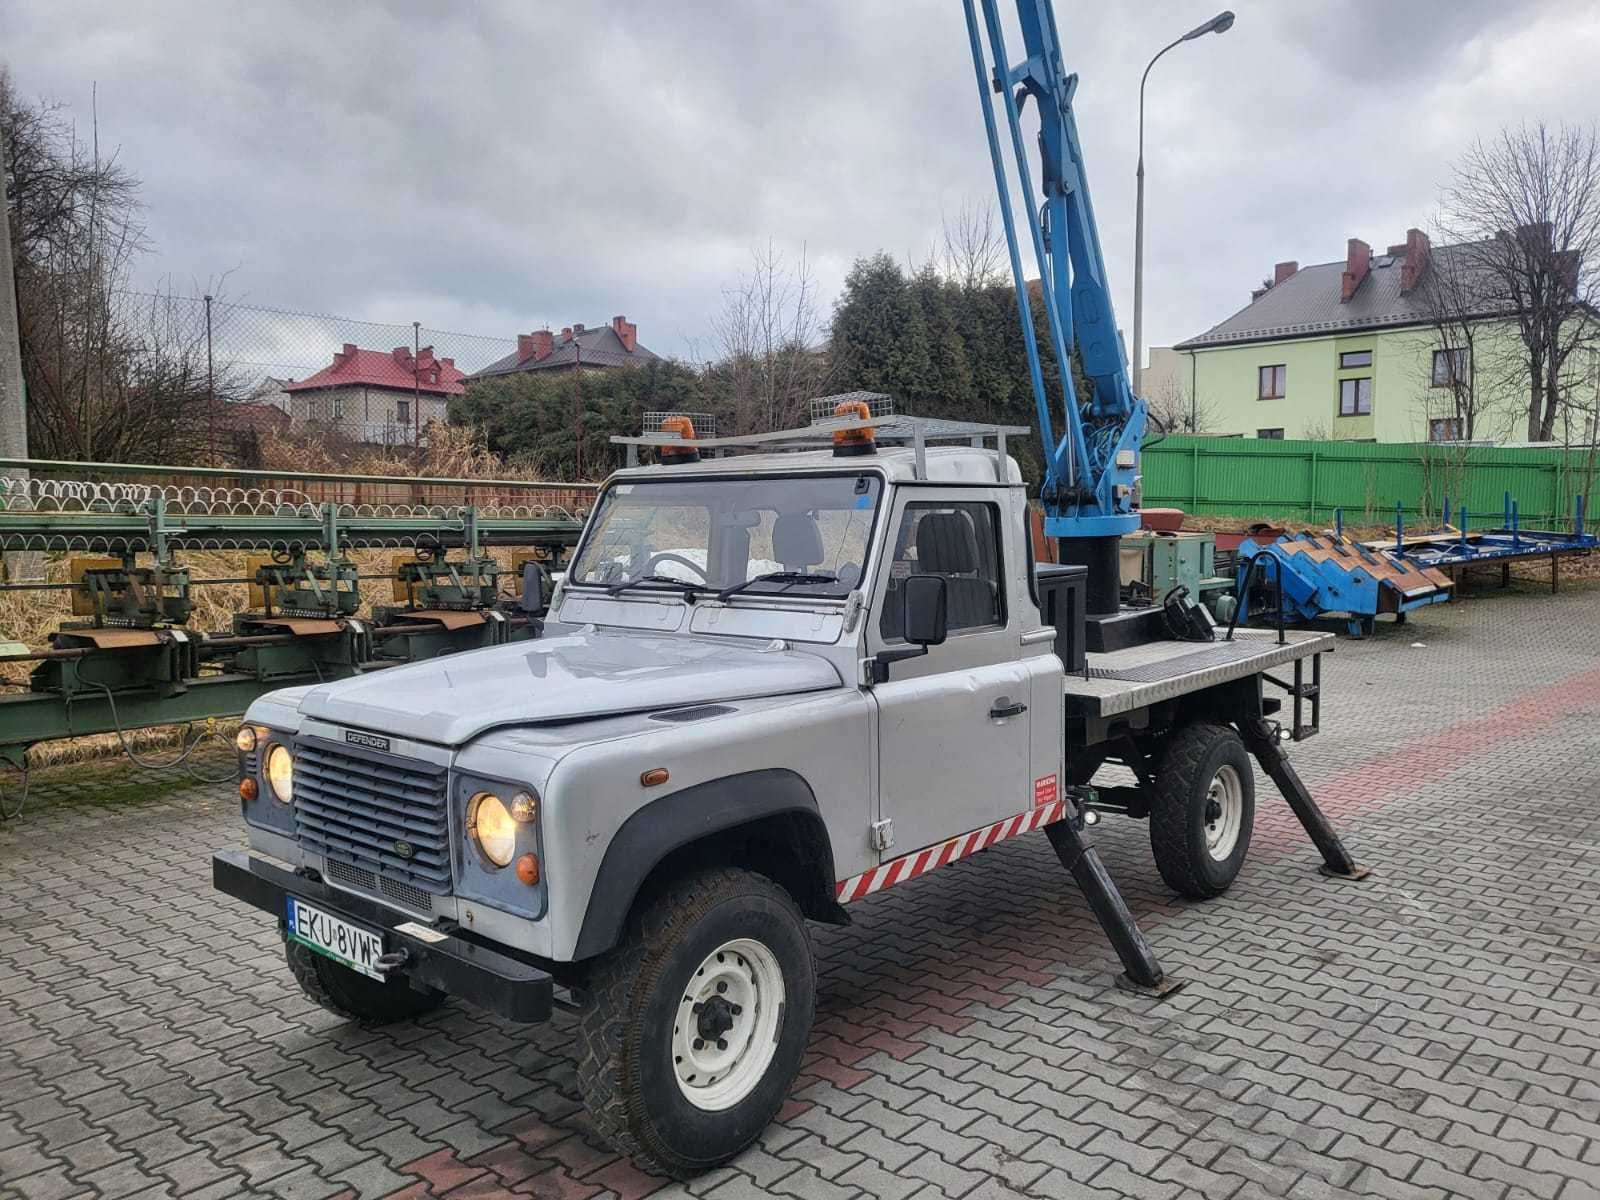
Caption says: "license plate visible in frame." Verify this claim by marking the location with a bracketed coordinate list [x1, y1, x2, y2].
[285, 897, 385, 980]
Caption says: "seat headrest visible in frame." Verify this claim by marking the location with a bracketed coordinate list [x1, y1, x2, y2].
[915, 512, 979, 574]
[772, 512, 824, 568]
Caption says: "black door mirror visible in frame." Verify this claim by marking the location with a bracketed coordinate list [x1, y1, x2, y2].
[520, 561, 551, 617]
[902, 575, 948, 646]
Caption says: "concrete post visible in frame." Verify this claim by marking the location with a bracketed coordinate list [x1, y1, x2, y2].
[0, 160, 39, 580]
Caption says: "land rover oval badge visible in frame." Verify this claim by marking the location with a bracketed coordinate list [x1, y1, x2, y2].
[393, 839, 415, 860]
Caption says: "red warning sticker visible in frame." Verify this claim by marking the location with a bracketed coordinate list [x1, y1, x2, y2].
[1033, 774, 1058, 807]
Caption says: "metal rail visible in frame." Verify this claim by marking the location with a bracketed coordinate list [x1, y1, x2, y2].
[0, 457, 598, 493]
[0, 505, 581, 554]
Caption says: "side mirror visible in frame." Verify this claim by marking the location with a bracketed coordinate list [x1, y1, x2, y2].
[870, 575, 947, 685]
[520, 561, 551, 617]
[902, 575, 948, 646]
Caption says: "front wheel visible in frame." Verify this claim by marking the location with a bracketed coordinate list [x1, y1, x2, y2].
[577, 868, 816, 1178]
[1149, 722, 1255, 899]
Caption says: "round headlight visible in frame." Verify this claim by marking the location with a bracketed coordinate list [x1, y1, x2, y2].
[265, 744, 294, 804]
[235, 725, 258, 754]
[469, 792, 518, 868]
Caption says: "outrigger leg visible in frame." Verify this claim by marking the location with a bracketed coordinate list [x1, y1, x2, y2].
[1046, 816, 1184, 998]
[1240, 717, 1371, 881]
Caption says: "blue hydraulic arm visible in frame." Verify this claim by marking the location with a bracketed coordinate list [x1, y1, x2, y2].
[963, 0, 1145, 538]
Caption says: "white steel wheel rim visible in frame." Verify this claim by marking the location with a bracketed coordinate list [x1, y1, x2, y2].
[1203, 764, 1244, 860]
[672, 938, 785, 1111]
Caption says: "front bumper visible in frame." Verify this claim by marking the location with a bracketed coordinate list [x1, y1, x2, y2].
[212, 849, 553, 1024]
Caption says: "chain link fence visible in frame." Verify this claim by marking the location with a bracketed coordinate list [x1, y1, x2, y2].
[106, 289, 520, 463]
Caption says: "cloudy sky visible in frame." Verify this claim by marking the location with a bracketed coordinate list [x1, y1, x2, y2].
[5, 0, 1598, 370]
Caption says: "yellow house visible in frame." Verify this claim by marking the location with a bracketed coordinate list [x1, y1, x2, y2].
[1165, 230, 1591, 444]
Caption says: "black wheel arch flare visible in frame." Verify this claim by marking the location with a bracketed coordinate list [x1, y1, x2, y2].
[571, 768, 842, 961]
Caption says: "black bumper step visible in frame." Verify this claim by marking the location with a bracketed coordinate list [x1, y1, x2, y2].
[212, 849, 553, 1024]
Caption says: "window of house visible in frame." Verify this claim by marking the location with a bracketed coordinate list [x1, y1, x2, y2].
[1432, 348, 1467, 387]
[1338, 350, 1372, 369]
[1338, 377, 1372, 417]
[396, 399, 410, 423]
[879, 501, 1004, 641]
[1257, 428, 1285, 440]
[333, 395, 345, 420]
[1257, 364, 1286, 399]
[1429, 417, 1463, 442]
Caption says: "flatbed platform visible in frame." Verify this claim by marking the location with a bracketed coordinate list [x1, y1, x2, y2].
[1064, 627, 1333, 717]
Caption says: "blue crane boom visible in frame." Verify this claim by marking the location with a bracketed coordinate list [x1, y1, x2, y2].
[963, 0, 1145, 546]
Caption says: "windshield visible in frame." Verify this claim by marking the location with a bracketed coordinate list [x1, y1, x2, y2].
[569, 473, 882, 599]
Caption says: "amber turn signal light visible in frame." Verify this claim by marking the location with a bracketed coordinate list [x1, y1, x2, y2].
[238, 777, 258, 803]
[832, 398, 876, 457]
[659, 414, 701, 462]
[515, 854, 541, 885]
[640, 767, 670, 787]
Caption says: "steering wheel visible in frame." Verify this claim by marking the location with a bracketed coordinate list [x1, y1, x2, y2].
[643, 552, 709, 581]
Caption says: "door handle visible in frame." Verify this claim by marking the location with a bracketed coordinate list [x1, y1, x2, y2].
[989, 699, 1028, 719]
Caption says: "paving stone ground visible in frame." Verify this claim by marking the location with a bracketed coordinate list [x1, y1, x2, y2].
[4, 576, 1600, 1200]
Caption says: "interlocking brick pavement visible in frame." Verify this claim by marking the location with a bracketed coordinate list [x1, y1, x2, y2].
[3, 577, 1600, 1199]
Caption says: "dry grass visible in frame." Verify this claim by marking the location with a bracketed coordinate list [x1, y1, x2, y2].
[255, 420, 540, 482]
[1177, 513, 1393, 541]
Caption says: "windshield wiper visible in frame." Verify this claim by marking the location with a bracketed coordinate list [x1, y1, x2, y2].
[715, 571, 839, 602]
[605, 574, 703, 601]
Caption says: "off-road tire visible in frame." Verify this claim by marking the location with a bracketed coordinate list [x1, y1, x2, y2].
[576, 868, 816, 1178]
[285, 941, 446, 1025]
[1150, 721, 1255, 900]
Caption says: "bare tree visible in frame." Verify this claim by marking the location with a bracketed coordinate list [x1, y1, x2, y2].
[1144, 373, 1216, 434]
[939, 201, 1006, 291]
[1440, 122, 1600, 442]
[1411, 234, 1510, 443]
[2, 71, 222, 463]
[710, 240, 831, 433]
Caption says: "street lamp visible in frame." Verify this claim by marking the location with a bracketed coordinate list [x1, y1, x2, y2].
[1132, 9, 1234, 398]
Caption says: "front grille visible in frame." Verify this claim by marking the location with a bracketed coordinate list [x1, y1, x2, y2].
[324, 857, 377, 892]
[293, 739, 452, 894]
[380, 876, 434, 913]
[323, 851, 436, 915]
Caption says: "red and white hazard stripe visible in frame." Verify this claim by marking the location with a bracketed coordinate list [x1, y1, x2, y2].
[835, 795, 1067, 903]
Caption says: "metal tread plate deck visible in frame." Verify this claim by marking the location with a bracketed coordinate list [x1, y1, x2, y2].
[1064, 628, 1332, 717]
[1087, 639, 1283, 682]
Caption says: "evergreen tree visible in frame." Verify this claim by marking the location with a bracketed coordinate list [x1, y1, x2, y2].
[830, 254, 934, 400]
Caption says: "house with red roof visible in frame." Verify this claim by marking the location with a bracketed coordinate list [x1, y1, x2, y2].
[284, 344, 465, 445]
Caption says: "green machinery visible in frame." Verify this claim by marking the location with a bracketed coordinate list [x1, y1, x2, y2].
[1120, 530, 1237, 618]
[0, 472, 585, 770]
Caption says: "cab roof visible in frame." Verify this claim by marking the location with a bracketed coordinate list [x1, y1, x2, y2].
[608, 413, 1029, 487]
[609, 444, 1024, 486]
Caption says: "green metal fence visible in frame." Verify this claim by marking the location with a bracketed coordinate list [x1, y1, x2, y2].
[1141, 436, 1600, 529]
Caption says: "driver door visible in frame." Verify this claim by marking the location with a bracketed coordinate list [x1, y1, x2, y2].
[867, 490, 1032, 857]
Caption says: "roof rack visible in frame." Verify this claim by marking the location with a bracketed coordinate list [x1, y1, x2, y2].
[611, 393, 1029, 480]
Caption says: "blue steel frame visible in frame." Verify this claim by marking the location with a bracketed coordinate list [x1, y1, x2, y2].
[963, 0, 1145, 539]
[1386, 492, 1597, 571]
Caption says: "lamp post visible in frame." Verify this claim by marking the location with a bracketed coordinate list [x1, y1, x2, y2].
[1132, 9, 1234, 399]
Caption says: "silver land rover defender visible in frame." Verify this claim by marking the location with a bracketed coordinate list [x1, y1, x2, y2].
[215, 412, 1349, 1177]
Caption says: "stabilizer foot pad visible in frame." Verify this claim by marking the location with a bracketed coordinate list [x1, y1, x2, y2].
[1318, 863, 1373, 882]
[1115, 973, 1187, 1000]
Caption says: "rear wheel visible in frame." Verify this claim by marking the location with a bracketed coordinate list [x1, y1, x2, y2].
[285, 941, 446, 1025]
[1150, 722, 1255, 899]
[577, 868, 815, 1178]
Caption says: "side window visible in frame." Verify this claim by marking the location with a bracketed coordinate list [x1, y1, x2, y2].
[879, 500, 1004, 641]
